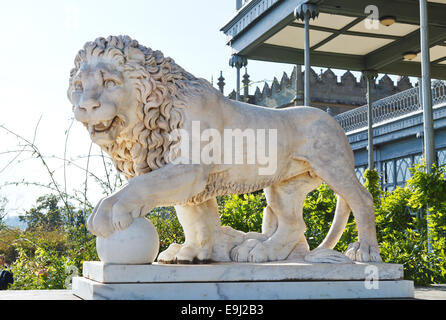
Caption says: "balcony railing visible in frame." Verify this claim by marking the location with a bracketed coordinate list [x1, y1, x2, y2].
[334, 80, 446, 132]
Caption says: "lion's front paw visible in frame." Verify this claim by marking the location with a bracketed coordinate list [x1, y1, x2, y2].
[175, 245, 212, 264]
[158, 243, 183, 264]
[109, 200, 136, 231]
[88, 197, 116, 238]
[157, 243, 212, 264]
[112, 210, 133, 231]
[92, 213, 114, 238]
[345, 241, 382, 262]
[91, 207, 114, 238]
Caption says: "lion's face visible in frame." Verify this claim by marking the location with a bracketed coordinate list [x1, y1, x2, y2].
[68, 56, 139, 146]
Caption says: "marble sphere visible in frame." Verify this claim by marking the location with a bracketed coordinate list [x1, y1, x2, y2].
[96, 217, 159, 264]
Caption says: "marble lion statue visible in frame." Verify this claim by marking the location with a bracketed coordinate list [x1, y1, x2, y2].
[67, 35, 382, 264]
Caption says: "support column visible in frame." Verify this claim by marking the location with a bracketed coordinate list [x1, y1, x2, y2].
[420, 0, 435, 172]
[294, 3, 319, 106]
[364, 71, 377, 170]
[420, 0, 435, 253]
[229, 55, 247, 102]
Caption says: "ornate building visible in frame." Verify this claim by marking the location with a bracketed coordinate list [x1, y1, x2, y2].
[222, 66, 412, 115]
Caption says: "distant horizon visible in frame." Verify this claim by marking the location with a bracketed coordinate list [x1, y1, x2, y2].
[4, 215, 27, 230]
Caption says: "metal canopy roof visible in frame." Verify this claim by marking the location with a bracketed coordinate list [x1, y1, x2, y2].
[221, 0, 446, 79]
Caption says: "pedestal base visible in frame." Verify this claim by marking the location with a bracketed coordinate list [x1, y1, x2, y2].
[72, 261, 414, 300]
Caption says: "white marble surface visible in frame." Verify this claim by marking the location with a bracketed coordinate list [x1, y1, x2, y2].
[69, 35, 382, 265]
[96, 218, 159, 264]
[73, 277, 414, 300]
[82, 261, 404, 283]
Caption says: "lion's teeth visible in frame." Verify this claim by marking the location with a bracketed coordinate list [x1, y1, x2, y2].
[88, 124, 94, 134]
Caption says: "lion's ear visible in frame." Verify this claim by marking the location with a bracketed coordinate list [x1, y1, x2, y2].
[127, 47, 145, 64]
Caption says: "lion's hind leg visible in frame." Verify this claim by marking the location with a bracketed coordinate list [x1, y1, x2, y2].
[231, 173, 321, 262]
[308, 162, 382, 263]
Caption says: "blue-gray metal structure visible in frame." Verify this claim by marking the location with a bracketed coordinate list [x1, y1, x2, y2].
[336, 80, 446, 190]
[221, 0, 446, 78]
[221, 0, 446, 177]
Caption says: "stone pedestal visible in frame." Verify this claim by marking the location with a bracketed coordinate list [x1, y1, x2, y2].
[73, 261, 414, 300]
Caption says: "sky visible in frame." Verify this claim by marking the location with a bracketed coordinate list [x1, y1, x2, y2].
[0, 0, 402, 217]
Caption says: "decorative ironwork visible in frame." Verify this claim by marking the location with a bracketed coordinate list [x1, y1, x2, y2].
[437, 149, 446, 166]
[294, 3, 319, 21]
[334, 80, 446, 132]
[225, 0, 282, 41]
[355, 166, 366, 184]
[377, 154, 423, 191]
[396, 157, 411, 186]
[229, 55, 248, 69]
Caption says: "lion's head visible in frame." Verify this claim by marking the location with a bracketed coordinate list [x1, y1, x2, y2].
[68, 35, 213, 179]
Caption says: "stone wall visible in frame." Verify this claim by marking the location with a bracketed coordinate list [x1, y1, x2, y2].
[226, 66, 413, 115]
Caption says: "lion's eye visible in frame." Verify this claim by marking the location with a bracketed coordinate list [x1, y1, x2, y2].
[104, 79, 117, 88]
[74, 82, 83, 92]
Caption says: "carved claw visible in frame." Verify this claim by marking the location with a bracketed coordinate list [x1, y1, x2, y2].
[157, 243, 212, 264]
[230, 239, 261, 262]
[158, 243, 183, 264]
[112, 211, 133, 231]
[345, 242, 382, 262]
[247, 242, 270, 263]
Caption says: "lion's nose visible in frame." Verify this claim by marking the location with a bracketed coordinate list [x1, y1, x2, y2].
[78, 99, 101, 113]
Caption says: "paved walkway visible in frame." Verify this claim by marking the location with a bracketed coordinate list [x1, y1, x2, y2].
[0, 286, 445, 300]
[413, 284, 446, 300]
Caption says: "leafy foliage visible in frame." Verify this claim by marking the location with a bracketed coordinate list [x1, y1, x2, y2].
[147, 207, 184, 253]
[365, 163, 446, 285]
[219, 193, 265, 233]
[19, 194, 67, 232]
[364, 169, 381, 207]
[0, 194, 97, 290]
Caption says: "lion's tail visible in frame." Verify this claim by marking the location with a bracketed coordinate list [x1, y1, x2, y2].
[318, 195, 351, 250]
[302, 195, 353, 263]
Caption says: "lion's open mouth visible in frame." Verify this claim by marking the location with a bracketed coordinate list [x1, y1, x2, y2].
[87, 116, 121, 134]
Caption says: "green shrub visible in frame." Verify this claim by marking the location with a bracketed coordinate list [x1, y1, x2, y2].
[6, 231, 78, 290]
[219, 193, 265, 233]
[364, 169, 381, 207]
[0, 199, 97, 289]
[303, 184, 337, 249]
[147, 207, 184, 253]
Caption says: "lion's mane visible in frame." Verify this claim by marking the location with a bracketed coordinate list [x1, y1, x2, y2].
[69, 35, 215, 179]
